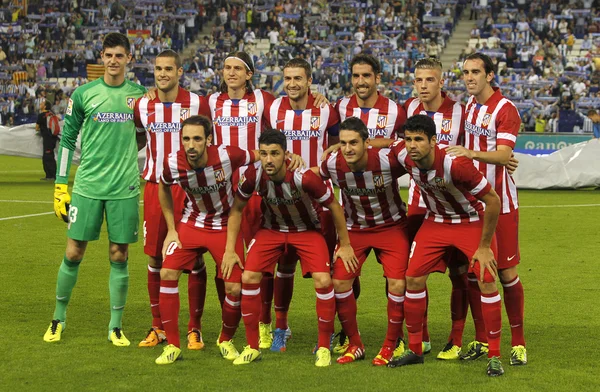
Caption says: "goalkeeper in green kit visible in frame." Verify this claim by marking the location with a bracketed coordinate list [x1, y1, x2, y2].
[43, 33, 146, 346]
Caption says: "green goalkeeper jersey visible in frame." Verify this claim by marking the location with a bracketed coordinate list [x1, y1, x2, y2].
[56, 77, 146, 199]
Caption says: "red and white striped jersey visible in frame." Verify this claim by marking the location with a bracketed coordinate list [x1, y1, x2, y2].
[238, 162, 335, 233]
[404, 92, 466, 210]
[208, 89, 275, 151]
[320, 148, 407, 230]
[266, 95, 340, 167]
[464, 87, 520, 213]
[161, 145, 252, 230]
[135, 87, 210, 183]
[392, 141, 492, 224]
[336, 93, 406, 139]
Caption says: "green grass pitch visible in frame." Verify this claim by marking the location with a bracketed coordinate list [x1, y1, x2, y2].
[1, 155, 599, 391]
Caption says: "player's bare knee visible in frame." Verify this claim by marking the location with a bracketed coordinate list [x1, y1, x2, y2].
[148, 255, 163, 269]
[333, 278, 353, 293]
[242, 271, 262, 284]
[109, 242, 128, 262]
[498, 266, 518, 283]
[406, 275, 427, 291]
[312, 272, 332, 289]
[387, 278, 406, 295]
[225, 282, 241, 297]
[65, 238, 87, 261]
[478, 281, 497, 294]
[160, 268, 181, 281]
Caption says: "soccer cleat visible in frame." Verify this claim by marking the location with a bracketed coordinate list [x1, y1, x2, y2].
[387, 349, 425, 368]
[393, 338, 405, 358]
[487, 356, 505, 377]
[460, 341, 489, 361]
[422, 341, 432, 355]
[109, 327, 131, 347]
[510, 345, 527, 366]
[315, 347, 332, 367]
[336, 344, 365, 364]
[258, 322, 273, 349]
[138, 327, 166, 347]
[271, 328, 290, 352]
[372, 345, 395, 366]
[43, 319, 65, 342]
[187, 329, 205, 350]
[312, 332, 336, 354]
[155, 344, 182, 365]
[333, 332, 350, 355]
[217, 339, 240, 360]
[233, 346, 262, 365]
[437, 341, 462, 360]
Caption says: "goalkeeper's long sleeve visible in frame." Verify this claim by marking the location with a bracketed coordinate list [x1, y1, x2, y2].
[55, 91, 84, 185]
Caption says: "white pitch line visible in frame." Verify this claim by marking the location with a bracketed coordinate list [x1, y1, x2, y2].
[0, 211, 54, 221]
[520, 204, 600, 208]
[0, 200, 53, 204]
[0, 170, 43, 174]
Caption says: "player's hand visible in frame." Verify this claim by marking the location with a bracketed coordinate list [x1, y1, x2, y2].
[312, 92, 330, 108]
[446, 145, 474, 160]
[144, 87, 157, 100]
[321, 143, 341, 161]
[507, 153, 519, 175]
[335, 244, 359, 274]
[286, 151, 306, 171]
[162, 229, 182, 260]
[471, 247, 497, 282]
[53, 184, 71, 223]
[221, 250, 244, 279]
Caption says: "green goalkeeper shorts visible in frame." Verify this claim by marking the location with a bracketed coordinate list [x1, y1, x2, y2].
[67, 193, 140, 244]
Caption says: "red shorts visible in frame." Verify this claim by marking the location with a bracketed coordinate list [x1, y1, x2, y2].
[496, 209, 520, 270]
[143, 182, 188, 258]
[407, 219, 498, 283]
[333, 223, 410, 281]
[162, 222, 244, 282]
[245, 229, 330, 276]
[241, 194, 262, 248]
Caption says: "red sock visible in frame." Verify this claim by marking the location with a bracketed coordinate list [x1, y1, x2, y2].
[219, 293, 241, 342]
[422, 288, 430, 342]
[448, 273, 469, 346]
[384, 291, 405, 347]
[241, 283, 261, 349]
[274, 271, 295, 330]
[502, 276, 526, 347]
[259, 274, 274, 324]
[335, 289, 362, 347]
[481, 291, 502, 358]
[404, 289, 427, 355]
[147, 265, 162, 328]
[159, 279, 180, 348]
[316, 285, 335, 349]
[468, 275, 487, 343]
[214, 264, 226, 309]
[187, 266, 207, 331]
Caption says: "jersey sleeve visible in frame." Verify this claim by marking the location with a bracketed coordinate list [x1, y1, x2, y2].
[384, 147, 407, 178]
[326, 104, 340, 136]
[159, 153, 178, 185]
[237, 164, 258, 201]
[133, 98, 145, 132]
[495, 103, 521, 149]
[319, 154, 332, 179]
[451, 157, 492, 199]
[300, 170, 335, 206]
[55, 88, 85, 184]
[226, 146, 253, 171]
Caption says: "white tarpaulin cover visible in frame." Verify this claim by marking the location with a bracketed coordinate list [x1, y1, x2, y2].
[1, 125, 599, 189]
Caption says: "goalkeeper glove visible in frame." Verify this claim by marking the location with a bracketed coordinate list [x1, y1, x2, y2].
[54, 184, 71, 223]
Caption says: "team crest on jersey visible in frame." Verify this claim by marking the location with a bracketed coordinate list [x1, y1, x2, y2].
[441, 119, 452, 134]
[214, 168, 226, 183]
[181, 108, 190, 121]
[376, 115, 388, 129]
[373, 174, 384, 188]
[238, 174, 246, 188]
[126, 97, 136, 110]
[310, 116, 320, 130]
[434, 177, 444, 185]
[481, 113, 492, 127]
[247, 102, 257, 115]
[66, 99, 73, 116]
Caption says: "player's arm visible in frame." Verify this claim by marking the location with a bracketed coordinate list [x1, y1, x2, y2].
[326, 200, 359, 273]
[158, 179, 181, 259]
[472, 188, 500, 282]
[446, 144, 513, 166]
[134, 99, 147, 151]
[222, 195, 248, 279]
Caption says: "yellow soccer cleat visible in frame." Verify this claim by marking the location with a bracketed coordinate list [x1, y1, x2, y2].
[43, 320, 64, 343]
[187, 329, 205, 350]
[233, 346, 262, 365]
[393, 338, 405, 358]
[333, 334, 350, 355]
[510, 345, 527, 366]
[315, 347, 332, 367]
[217, 339, 240, 360]
[155, 344, 182, 365]
[259, 322, 273, 349]
[108, 327, 131, 347]
[437, 342, 462, 360]
[138, 327, 166, 347]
